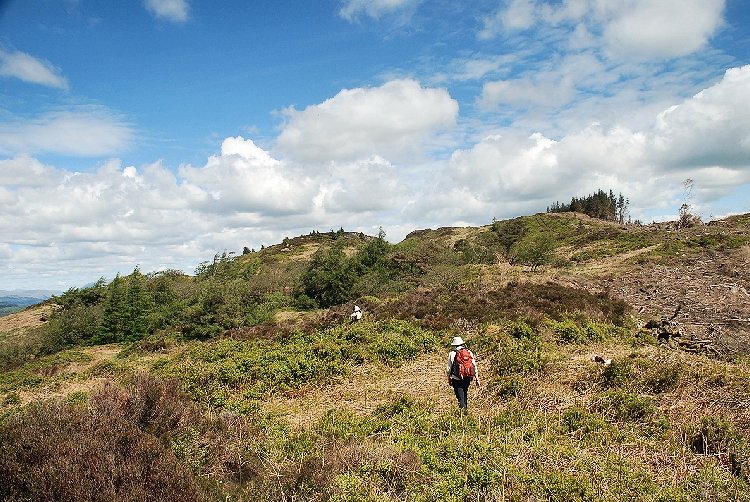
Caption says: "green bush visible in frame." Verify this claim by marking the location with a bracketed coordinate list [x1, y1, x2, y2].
[594, 389, 655, 422]
[297, 242, 357, 308]
[506, 320, 539, 341]
[510, 234, 556, 271]
[547, 317, 614, 344]
[689, 416, 748, 471]
[157, 320, 439, 407]
[494, 341, 548, 376]
[642, 361, 683, 393]
[560, 406, 607, 438]
[599, 358, 636, 389]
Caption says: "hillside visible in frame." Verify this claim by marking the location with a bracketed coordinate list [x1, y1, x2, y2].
[1, 213, 749, 501]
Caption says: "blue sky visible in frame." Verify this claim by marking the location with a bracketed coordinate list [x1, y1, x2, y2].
[1, 0, 749, 290]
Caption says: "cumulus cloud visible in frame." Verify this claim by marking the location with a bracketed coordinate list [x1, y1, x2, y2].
[651, 65, 750, 169]
[0, 135, 421, 287]
[0, 49, 68, 89]
[317, 156, 405, 213]
[479, 0, 725, 61]
[339, 0, 419, 21]
[0, 156, 62, 187]
[277, 79, 458, 163]
[144, 0, 189, 23]
[0, 108, 134, 157]
[3, 62, 750, 289]
[603, 0, 725, 59]
[179, 136, 318, 216]
[415, 64, 749, 226]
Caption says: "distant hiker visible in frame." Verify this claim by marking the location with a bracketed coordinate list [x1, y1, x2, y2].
[446, 336, 480, 410]
[350, 305, 362, 323]
[592, 355, 612, 366]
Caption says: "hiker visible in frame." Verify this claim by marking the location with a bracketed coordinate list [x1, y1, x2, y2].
[350, 305, 362, 323]
[446, 336, 480, 409]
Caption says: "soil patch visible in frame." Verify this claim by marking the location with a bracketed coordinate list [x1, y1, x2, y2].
[604, 252, 750, 354]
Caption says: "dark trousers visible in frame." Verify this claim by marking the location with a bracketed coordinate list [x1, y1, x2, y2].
[451, 377, 472, 409]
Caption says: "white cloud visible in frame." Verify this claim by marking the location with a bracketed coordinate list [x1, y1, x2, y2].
[414, 65, 749, 226]
[651, 65, 750, 169]
[3, 62, 750, 289]
[0, 136, 419, 288]
[480, 78, 574, 109]
[478, 0, 725, 61]
[0, 108, 134, 157]
[277, 79, 458, 162]
[603, 0, 725, 59]
[447, 132, 562, 200]
[479, 52, 608, 110]
[179, 136, 318, 216]
[0, 156, 62, 187]
[0, 49, 68, 89]
[479, 0, 536, 38]
[144, 0, 189, 23]
[339, 0, 419, 21]
[318, 156, 405, 213]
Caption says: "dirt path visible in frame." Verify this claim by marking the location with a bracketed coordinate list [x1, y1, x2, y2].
[574, 244, 661, 275]
[265, 351, 495, 428]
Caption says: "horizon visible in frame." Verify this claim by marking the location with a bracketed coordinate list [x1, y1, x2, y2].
[2, 0, 750, 291]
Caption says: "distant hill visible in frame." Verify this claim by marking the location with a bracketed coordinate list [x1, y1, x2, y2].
[0, 293, 54, 317]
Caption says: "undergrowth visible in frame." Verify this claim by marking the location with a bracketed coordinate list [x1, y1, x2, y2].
[154, 320, 440, 409]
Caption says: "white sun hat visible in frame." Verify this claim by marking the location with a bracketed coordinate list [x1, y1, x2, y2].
[450, 336, 465, 346]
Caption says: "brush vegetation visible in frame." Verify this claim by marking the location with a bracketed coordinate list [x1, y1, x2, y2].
[1, 212, 749, 501]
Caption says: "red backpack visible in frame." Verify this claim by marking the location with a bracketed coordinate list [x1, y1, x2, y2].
[452, 348, 475, 379]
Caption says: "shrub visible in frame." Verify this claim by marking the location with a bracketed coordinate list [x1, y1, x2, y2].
[0, 393, 208, 501]
[506, 320, 538, 341]
[158, 320, 439, 407]
[510, 234, 556, 271]
[547, 317, 617, 344]
[493, 375, 526, 398]
[297, 243, 357, 308]
[560, 406, 607, 438]
[594, 390, 655, 422]
[491, 336, 548, 378]
[688, 416, 749, 481]
[599, 359, 635, 389]
[642, 361, 683, 393]
[534, 470, 594, 501]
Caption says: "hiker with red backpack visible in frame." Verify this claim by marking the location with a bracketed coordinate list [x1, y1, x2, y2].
[446, 336, 480, 409]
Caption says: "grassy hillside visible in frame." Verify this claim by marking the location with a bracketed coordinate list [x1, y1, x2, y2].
[1, 213, 749, 501]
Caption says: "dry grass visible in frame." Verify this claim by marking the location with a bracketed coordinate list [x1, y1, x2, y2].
[570, 244, 662, 276]
[0, 304, 56, 336]
[265, 350, 496, 428]
[14, 344, 123, 406]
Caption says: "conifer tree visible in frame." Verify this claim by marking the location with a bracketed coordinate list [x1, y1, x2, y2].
[98, 274, 128, 343]
[125, 267, 153, 341]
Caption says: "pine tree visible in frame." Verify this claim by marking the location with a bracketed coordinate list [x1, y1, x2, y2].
[125, 267, 153, 341]
[98, 274, 128, 343]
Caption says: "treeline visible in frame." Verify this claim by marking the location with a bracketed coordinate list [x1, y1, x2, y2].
[0, 231, 402, 369]
[547, 189, 629, 224]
